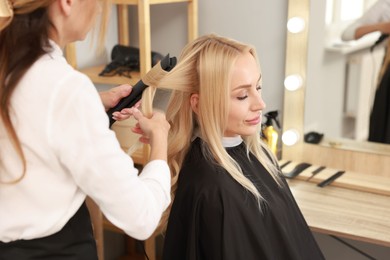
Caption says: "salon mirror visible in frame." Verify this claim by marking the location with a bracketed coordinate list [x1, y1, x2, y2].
[305, 0, 388, 149]
[288, 0, 390, 153]
[282, 0, 390, 175]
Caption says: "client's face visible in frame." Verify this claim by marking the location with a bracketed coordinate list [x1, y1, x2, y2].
[224, 52, 265, 137]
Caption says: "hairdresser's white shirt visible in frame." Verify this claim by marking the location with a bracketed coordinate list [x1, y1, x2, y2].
[0, 41, 170, 242]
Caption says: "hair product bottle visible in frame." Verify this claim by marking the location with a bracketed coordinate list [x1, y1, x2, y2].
[261, 110, 280, 156]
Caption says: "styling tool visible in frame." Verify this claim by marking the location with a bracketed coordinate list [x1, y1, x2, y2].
[283, 162, 311, 179]
[306, 166, 326, 181]
[106, 54, 177, 127]
[317, 170, 345, 188]
[279, 160, 292, 169]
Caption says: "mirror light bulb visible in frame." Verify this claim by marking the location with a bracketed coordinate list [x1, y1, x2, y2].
[282, 129, 300, 146]
[287, 17, 305, 33]
[284, 74, 303, 91]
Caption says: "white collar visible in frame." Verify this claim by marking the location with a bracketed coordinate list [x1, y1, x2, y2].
[192, 128, 243, 147]
[222, 136, 243, 147]
[47, 39, 63, 57]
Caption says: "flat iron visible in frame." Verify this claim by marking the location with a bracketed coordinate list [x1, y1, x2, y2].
[106, 54, 177, 127]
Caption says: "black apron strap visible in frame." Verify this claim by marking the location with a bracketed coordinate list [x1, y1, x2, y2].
[0, 201, 98, 260]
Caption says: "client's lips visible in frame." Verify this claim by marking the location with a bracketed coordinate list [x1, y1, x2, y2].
[246, 116, 261, 125]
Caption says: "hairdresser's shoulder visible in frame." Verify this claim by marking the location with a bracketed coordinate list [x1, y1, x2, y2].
[29, 49, 91, 87]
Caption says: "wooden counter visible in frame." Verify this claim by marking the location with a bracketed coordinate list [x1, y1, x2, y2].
[287, 179, 390, 247]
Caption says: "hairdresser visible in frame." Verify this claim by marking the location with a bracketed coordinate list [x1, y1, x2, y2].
[0, 0, 170, 259]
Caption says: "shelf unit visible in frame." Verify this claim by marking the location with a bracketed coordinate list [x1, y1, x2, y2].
[65, 1, 198, 259]
[66, 0, 198, 75]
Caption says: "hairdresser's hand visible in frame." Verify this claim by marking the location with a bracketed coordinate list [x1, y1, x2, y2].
[111, 106, 140, 121]
[99, 84, 132, 113]
[130, 108, 170, 161]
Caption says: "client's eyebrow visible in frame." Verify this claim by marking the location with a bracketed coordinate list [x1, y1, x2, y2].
[233, 74, 262, 90]
[234, 84, 251, 90]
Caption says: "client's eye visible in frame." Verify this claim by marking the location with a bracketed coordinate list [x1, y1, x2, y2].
[237, 95, 248, 100]
[237, 90, 249, 100]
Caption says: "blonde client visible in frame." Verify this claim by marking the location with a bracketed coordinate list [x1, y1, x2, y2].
[141, 34, 325, 260]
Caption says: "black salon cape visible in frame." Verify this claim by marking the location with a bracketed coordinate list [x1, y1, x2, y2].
[162, 138, 324, 260]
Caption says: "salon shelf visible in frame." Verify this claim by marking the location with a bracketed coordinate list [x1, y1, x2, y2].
[79, 65, 141, 86]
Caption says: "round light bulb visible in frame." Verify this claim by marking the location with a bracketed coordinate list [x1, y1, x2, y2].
[284, 74, 303, 91]
[282, 129, 300, 146]
[287, 17, 305, 33]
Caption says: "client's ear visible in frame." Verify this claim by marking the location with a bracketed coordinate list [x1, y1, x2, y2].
[190, 94, 199, 114]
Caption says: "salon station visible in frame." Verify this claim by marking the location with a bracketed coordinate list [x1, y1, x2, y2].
[64, 0, 390, 259]
[282, 1, 390, 258]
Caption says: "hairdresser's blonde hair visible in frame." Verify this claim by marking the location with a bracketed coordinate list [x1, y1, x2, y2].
[140, 34, 281, 230]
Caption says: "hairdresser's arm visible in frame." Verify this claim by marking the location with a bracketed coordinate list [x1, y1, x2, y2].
[342, 21, 390, 41]
[354, 21, 390, 39]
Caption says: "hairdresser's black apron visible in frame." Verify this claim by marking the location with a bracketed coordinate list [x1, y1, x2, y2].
[368, 63, 390, 144]
[368, 39, 390, 144]
[0, 202, 98, 260]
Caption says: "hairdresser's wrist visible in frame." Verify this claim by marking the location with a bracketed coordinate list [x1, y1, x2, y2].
[149, 137, 168, 161]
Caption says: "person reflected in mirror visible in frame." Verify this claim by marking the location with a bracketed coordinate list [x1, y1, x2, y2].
[341, 0, 390, 144]
[341, 0, 390, 42]
[0, 1, 171, 259]
[145, 34, 325, 260]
